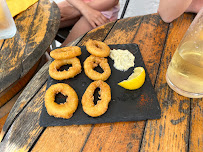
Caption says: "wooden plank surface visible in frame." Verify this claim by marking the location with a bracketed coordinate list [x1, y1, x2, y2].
[0, 0, 60, 93]
[82, 14, 169, 152]
[0, 61, 50, 151]
[0, 60, 39, 108]
[0, 114, 8, 133]
[0, 61, 50, 143]
[0, 91, 21, 132]
[81, 16, 143, 152]
[189, 98, 203, 152]
[0, 13, 199, 152]
[0, 2, 38, 92]
[0, 21, 116, 151]
[140, 13, 195, 152]
[31, 22, 116, 152]
[21, 0, 60, 76]
[0, 40, 4, 48]
[0, 84, 46, 151]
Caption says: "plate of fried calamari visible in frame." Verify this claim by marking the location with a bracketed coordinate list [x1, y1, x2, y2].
[40, 40, 161, 127]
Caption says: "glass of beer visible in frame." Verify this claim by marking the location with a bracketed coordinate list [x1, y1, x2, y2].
[0, 0, 16, 40]
[166, 8, 203, 98]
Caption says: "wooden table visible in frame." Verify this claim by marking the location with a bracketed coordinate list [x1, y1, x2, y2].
[0, 13, 202, 152]
[0, 0, 60, 107]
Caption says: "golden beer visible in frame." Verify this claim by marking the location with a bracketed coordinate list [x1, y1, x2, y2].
[166, 41, 203, 98]
[166, 8, 203, 98]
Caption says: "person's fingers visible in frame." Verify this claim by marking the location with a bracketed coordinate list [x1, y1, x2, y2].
[89, 20, 97, 28]
[101, 15, 109, 23]
[96, 15, 108, 25]
[102, 17, 109, 24]
[84, 11, 110, 28]
[94, 19, 103, 26]
[97, 17, 105, 24]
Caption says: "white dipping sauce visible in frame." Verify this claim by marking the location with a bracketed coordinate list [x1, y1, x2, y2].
[109, 49, 135, 71]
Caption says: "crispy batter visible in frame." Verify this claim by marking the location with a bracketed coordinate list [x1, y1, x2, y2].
[84, 55, 111, 81]
[45, 83, 78, 119]
[49, 57, 81, 80]
[86, 39, 110, 57]
[50, 46, 81, 60]
[82, 80, 111, 117]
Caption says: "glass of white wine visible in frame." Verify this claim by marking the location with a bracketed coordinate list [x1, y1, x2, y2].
[166, 8, 203, 98]
[0, 0, 16, 40]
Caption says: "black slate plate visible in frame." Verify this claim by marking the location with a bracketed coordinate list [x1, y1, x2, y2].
[40, 44, 161, 127]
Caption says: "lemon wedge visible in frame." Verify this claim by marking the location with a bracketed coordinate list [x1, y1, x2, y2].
[118, 67, 146, 90]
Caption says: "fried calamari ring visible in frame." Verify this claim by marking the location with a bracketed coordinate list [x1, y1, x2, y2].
[82, 80, 111, 117]
[86, 39, 110, 57]
[45, 83, 78, 119]
[50, 46, 81, 60]
[84, 55, 111, 81]
[49, 57, 81, 80]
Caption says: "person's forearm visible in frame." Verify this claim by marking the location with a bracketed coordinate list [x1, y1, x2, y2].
[186, 0, 203, 13]
[158, 0, 192, 23]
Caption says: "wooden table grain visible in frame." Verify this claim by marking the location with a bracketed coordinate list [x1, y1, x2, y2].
[0, 0, 60, 107]
[0, 13, 202, 152]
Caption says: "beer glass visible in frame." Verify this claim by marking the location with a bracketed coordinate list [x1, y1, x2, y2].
[166, 8, 203, 98]
[0, 0, 16, 40]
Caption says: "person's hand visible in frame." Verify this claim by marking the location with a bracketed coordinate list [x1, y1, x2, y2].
[81, 7, 109, 28]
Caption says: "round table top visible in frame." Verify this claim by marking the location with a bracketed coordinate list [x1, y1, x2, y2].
[0, 0, 60, 93]
[1, 13, 202, 152]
